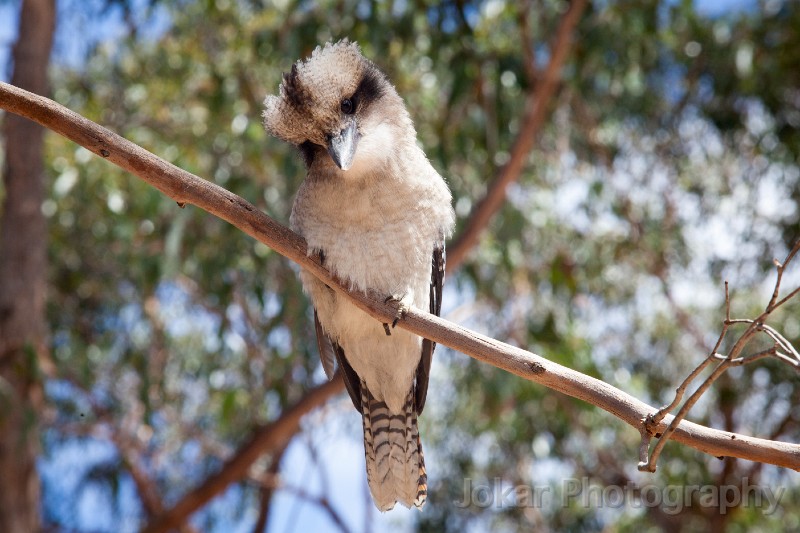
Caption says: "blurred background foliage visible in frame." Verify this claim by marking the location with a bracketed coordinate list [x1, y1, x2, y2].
[2, 0, 800, 531]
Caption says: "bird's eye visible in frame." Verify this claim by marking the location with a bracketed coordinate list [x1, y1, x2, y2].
[340, 98, 355, 115]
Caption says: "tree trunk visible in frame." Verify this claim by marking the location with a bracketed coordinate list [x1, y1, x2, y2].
[0, 1, 55, 531]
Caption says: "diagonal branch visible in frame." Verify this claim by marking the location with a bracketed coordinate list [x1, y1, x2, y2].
[446, 0, 588, 272]
[141, 377, 343, 533]
[4, 81, 800, 532]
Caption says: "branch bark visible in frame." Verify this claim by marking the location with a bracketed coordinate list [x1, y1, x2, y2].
[3, 77, 800, 528]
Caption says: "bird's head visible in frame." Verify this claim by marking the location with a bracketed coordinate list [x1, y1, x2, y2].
[263, 40, 408, 172]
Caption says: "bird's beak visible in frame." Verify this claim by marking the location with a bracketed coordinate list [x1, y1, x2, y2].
[327, 120, 359, 171]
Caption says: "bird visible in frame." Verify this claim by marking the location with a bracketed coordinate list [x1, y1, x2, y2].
[263, 40, 455, 511]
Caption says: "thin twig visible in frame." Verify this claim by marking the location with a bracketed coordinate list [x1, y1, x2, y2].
[267, 481, 353, 533]
[760, 323, 800, 362]
[640, 243, 800, 472]
[771, 284, 800, 314]
[647, 315, 730, 428]
[729, 346, 778, 366]
[638, 425, 652, 466]
[641, 352, 738, 472]
[773, 351, 800, 368]
[767, 241, 800, 310]
[725, 280, 731, 321]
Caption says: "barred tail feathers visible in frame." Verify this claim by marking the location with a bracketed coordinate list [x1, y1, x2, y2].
[360, 380, 427, 511]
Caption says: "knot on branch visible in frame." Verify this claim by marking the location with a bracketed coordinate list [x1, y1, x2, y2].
[527, 361, 546, 374]
[641, 414, 663, 439]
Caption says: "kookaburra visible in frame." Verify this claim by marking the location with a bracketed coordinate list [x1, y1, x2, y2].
[263, 40, 455, 511]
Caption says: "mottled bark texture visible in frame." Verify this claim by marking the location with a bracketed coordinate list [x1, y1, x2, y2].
[0, 1, 55, 531]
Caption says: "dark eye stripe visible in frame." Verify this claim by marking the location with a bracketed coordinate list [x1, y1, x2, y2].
[353, 66, 384, 107]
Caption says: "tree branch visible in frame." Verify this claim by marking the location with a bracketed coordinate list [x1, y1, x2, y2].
[141, 377, 343, 533]
[446, 0, 588, 271]
[3, 80, 800, 532]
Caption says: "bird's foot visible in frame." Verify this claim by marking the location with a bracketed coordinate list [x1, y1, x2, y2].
[382, 293, 411, 335]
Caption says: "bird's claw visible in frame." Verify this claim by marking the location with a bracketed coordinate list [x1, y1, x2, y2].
[384, 293, 410, 331]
